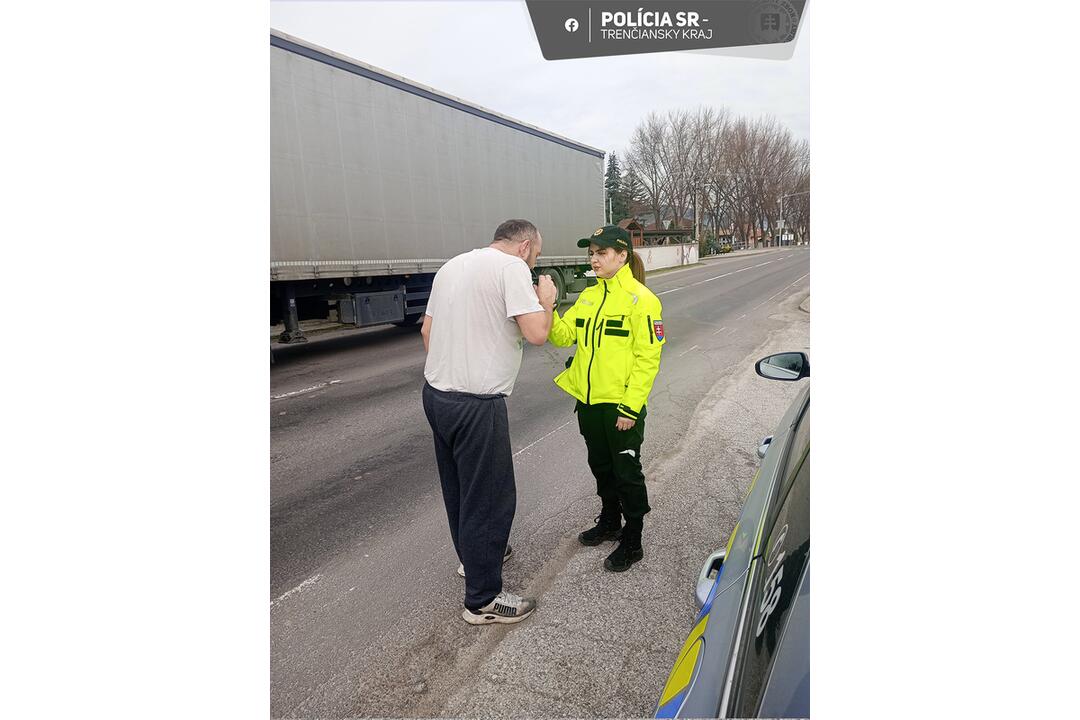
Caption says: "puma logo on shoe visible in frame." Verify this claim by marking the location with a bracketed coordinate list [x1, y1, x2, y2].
[462, 590, 536, 625]
[619, 449, 636, 458]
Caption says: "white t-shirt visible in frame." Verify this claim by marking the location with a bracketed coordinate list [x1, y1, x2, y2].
[424, 247, 543, 396]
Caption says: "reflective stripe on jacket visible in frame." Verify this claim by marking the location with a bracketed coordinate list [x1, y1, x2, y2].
[548, 262, 665, 419]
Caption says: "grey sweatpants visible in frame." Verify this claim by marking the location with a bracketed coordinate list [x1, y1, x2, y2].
[422, 382, 516, 609]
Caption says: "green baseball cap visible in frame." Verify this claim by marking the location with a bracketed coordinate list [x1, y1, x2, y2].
[578, 225, 632, 252]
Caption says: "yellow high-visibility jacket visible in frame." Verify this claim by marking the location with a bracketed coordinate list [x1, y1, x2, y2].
[549, 262, 666, 420]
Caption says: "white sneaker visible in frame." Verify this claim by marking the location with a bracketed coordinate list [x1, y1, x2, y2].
[457, 544, 513, 578]
[462, 589, 537, 625]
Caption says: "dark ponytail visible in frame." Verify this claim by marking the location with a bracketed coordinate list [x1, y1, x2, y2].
[629, 252, 646, 286]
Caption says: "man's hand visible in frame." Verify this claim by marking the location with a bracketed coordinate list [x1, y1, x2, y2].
[615, 416, 635, 431]
[535, 274, 557, 309]
[517, 275, 556, 345]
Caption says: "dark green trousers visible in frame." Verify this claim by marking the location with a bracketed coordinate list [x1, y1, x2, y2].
[576, 401, 651, 520]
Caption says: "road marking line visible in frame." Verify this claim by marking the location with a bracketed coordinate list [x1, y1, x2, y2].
[271, 574, 322, 608]
[514, 420, 574, 457]
[655, 259, 788, 296]
[728, 327, 737, 333]
[691, 271, 734, 287]
[678, 345, 700, 357]
[713, 326, 727, 335]
[738, 314, 747, 319]
[782, 272, 809, 291]
[271, 380, 341, 401]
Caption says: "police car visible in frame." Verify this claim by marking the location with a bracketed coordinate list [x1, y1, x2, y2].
[655, 352, 810, 719]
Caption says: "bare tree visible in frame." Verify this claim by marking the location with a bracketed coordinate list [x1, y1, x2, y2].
[626, 113, 667, 229]
[623, 107, 806, 250]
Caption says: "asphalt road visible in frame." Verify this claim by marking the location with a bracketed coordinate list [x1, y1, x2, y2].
[270, 247, 810, 717]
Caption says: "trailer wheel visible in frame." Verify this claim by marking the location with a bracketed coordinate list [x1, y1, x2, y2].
[539, 269, 565, 303]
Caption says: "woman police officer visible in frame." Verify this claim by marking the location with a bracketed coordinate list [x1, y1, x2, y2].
[548, 225, 666, 572]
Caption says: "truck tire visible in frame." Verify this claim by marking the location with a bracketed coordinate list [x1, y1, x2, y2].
[539, 269, 566, 303]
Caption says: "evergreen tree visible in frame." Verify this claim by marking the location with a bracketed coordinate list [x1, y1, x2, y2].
[622, 166, 645, 218]
[604, 152, 629, 223]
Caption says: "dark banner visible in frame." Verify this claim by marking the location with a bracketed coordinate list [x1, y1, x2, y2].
[526, 0, 806, 60]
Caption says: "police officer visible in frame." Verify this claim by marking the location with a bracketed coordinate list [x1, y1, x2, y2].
[548, 225, 666, 572]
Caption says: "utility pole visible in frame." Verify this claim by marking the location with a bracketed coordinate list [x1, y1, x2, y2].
[777, 196, 782, 247]
[779, 190, 810, 246]
[693, 187, 699, 249]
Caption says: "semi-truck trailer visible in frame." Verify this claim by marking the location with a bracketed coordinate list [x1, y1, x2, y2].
[271, 31, 606, 342]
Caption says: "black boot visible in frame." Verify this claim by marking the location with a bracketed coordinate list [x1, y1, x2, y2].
[578, 500, 622, 546]
[604, 517, 643, 572]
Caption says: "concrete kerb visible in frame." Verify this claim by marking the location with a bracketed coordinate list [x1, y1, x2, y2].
[643, 246, 801, 280]
[701, 246, 797, 261]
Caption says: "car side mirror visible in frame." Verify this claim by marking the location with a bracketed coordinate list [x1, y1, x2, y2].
[757, 435, 773, 459]
[755, 352, 809, 381]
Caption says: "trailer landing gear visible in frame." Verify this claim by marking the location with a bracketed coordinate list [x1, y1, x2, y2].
[278, 287, 308, 344]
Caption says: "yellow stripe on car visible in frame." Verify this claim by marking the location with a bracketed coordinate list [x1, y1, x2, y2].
[658, 614, 709, 705]
[743, 468, 760, 500]
[725, 521, 740, 558]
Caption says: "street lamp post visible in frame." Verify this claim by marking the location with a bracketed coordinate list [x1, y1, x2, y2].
[779, 190, 810, 246]
[693, 183, 699, 254]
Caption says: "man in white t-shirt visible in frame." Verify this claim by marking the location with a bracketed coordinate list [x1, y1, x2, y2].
[421, 219, 557, 626]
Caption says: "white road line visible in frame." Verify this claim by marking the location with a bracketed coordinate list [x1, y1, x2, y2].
[690, 271, 734, 287]
[271, 380, 341, 401]
[754, 300, 768, 310]
[712, 326, 728, 335]
[271, 574, 322, 608]
[738, 314, 747, 320]
[728, 327, 737, 334]
[661, 265, 743, 291]
[678, 345, 700, 357]
[656, 259, 793, 297]
[514, 420, 574, 457]
[779, 272, 810, 292]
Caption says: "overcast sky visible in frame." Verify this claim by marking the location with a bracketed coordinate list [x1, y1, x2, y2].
[269, 0, 810, 158]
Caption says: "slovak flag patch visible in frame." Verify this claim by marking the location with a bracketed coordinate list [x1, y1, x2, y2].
[653, 320, 665, 341]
